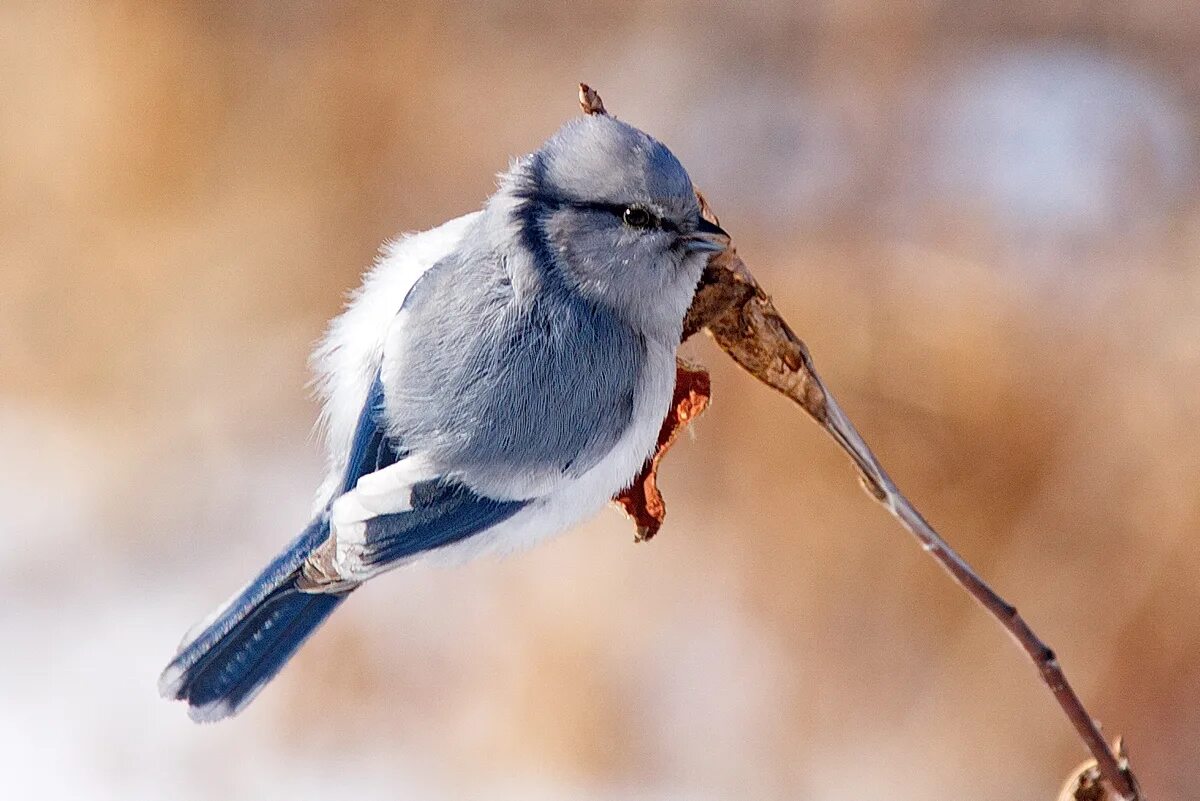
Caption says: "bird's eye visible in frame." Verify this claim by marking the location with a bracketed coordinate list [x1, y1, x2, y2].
[622, 207, 654, 229]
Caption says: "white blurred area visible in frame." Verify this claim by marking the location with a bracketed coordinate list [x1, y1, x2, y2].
[2, 2, 1199, 799]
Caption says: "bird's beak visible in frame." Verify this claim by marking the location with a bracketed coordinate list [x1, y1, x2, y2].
[686, 216, 730, 254]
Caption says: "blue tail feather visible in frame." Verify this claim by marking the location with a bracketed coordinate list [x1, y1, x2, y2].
[158, 516, 350, 722]
[179, 588, 345, 719]
[162, 375, 402, 721]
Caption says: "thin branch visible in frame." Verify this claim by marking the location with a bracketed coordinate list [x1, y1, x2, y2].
[583, 81, 1142, 801]
[688, 246, 1143, 801]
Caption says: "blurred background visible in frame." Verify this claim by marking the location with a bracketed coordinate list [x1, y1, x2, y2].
[3, 1, 1198, 799]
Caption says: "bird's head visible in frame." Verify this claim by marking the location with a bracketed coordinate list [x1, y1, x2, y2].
[498, 113, 727, 335]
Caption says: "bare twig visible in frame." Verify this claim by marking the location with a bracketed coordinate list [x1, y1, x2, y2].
[577, 85, 1144, 801]
[691, 249, 1140, 800]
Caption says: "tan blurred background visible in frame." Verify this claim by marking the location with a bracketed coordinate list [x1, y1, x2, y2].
[3, 1, 1199, 799]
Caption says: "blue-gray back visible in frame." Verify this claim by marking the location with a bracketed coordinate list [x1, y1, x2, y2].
[383, 226, 644, 493]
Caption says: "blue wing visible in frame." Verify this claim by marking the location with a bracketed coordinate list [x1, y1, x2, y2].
[322, 371, 528, 576]
[339, 373, 405, 494]
[357, 478, 526, 567]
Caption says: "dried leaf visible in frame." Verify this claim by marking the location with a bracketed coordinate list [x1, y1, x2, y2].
[612, 361, 710, 541]
[1058, 758, 1107, 801]
[578, 83, 607, 116]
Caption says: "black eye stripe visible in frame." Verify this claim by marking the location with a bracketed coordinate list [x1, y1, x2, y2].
[535, 192, 680, 233]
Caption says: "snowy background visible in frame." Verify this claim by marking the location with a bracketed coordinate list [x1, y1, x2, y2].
[3, 2, 1199, 799]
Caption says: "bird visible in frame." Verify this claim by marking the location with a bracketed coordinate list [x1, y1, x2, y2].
[158, 106, 728, 722]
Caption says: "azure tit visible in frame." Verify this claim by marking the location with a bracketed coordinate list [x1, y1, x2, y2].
[160, 109, 728, 721]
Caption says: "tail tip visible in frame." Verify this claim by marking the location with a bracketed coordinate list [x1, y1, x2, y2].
[187, 698, 238, 724]
[158, 659, 255, 723]
[157, 661, 186, 700]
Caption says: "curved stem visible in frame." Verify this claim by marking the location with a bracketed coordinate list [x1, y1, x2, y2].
[818, 388, 1137, 801]
[687, 251, 1141, 801]
[576, 78, 1142, 800]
